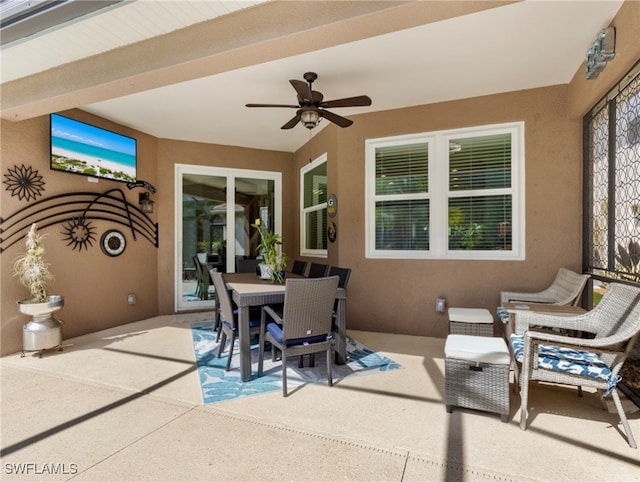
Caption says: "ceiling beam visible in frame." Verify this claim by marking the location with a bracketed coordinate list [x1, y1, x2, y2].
[0, 0, 515, 122]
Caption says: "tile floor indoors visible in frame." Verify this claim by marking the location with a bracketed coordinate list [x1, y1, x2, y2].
[1, 312, 638, 481]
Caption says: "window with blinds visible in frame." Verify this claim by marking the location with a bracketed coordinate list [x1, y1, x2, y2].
[300, 154, 328, 256]
[448, 133, 513, 251]
[374, 142, 430, 251]
[366, 123, 524, 259]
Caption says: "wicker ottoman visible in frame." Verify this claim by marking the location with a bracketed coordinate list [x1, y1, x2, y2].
[448, 307, 494, 336]
[445, 334, 510, 422]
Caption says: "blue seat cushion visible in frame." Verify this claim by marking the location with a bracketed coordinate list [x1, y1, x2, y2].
[510, 334, 611, 381]
[222, 311, 261, 332]
[496, 306, 510, 324]
[266, 322, 327, 347]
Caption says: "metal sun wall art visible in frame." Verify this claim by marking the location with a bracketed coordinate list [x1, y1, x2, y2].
[61, 216, 98, 251]
[3, 164, 45, 201]
[2, 165, 158, 255]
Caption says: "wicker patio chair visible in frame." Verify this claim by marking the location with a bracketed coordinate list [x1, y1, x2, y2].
[257, 276, 339, 396]
[500, 267, 590, 306]
[210, 271, 262, 371]
[513, 282, 640, 448]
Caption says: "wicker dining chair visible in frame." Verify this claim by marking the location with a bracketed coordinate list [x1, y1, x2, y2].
[291, 260, 307, 276]
[258, 276, 339, 396]
[328, 266, 351, 289]
[210, 271, 262, 371]
[328, 266, 351, 327]
[307, 262, 329, 278]
[295, 265, 350, 369]
[192, 255, 212, 300]
[236, 257, 260, 274]
[512, 282, 640, 448]
[500, 267, 590, 306]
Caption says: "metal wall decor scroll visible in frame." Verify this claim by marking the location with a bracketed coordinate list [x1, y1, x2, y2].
[0, 188, 159, 254]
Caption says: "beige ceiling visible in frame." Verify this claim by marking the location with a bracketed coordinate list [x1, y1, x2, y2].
[0, 0, 624, 153]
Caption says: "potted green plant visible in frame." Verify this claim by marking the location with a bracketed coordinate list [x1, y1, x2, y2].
[253, 219, 288, 283]
[211, 240, 225, 255]
[13, 223, 64, 355]
[196, 240, 208, 263]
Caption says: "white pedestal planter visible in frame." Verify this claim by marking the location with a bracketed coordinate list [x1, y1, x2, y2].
[18, 295, 64, 357]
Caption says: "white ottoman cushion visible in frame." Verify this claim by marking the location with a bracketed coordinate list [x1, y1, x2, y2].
[445, 334, 510, 365]
[448, 308, 493, 324]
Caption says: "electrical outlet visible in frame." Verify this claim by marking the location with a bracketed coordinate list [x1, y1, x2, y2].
[127, 293, 137, 305]
[435, 298, 446, 312]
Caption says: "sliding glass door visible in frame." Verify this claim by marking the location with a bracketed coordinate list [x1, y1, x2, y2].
[175, 164, 281, 311]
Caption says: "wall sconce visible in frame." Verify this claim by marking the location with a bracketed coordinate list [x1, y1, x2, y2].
[139, 192, 154, 213]
[586, 27, 615, 80]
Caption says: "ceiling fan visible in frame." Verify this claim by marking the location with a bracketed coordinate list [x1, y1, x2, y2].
[246, 72, 372, 130]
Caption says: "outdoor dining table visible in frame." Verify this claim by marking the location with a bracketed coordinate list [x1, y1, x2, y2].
[224, 272, 348, 382]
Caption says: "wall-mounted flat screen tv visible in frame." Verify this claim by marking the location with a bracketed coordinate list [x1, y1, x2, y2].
[50, 113, 137, 183]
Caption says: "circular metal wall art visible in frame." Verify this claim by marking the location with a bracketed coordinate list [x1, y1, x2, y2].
[328, 222, 337, 243]
[61, 217, 97, 251]
[3, 164, 45, 201]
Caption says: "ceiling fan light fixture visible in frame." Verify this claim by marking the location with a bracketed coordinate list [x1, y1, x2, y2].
[301, 109, 320, 129]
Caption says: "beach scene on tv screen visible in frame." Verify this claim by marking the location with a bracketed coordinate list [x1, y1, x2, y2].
[51, 114, 136, 183]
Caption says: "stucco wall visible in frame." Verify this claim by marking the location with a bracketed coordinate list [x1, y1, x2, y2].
[329, 86, 582, 338]
[0, 110, 159, 355]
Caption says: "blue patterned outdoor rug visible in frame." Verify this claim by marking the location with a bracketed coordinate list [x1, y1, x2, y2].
[191, 321, 402, 404]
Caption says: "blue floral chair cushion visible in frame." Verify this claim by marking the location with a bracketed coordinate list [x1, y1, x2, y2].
[509, 334, 611, 381]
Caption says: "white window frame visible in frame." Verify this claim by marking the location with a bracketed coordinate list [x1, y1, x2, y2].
[365, 122, 525, 260]
[300, 153, 328, 258]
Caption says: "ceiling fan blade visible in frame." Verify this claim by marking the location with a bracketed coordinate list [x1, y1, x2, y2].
[290, 79, 313, 103]
[281, 113, 301, 129]
[320, 109, 353, 128]
[246, 103, 299, 108]
[320, 95, 372, 108]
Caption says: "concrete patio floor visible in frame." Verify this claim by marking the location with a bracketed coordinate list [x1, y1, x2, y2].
[1, 312, 638, 481]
